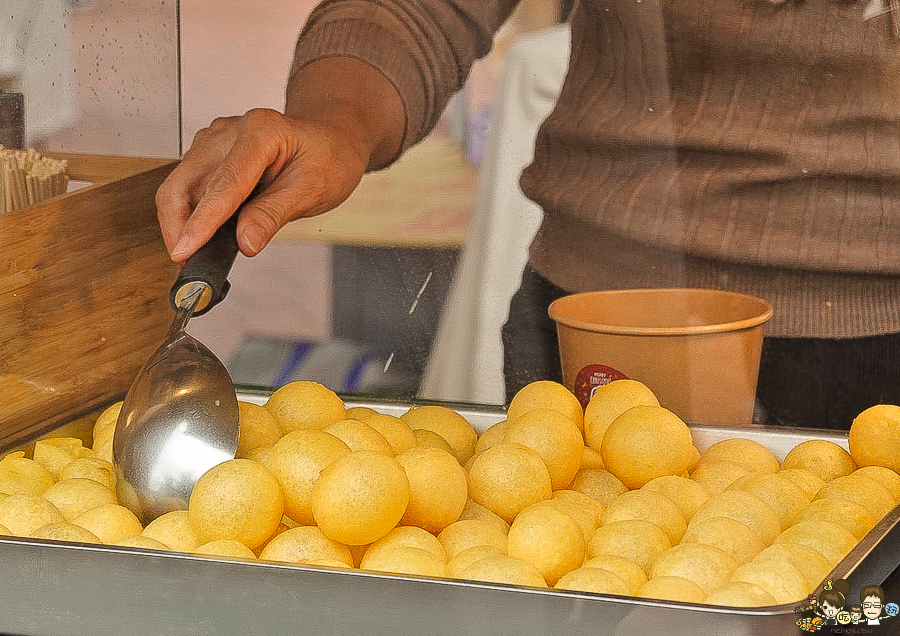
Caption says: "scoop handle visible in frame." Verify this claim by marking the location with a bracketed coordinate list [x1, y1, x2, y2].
[169, 212, 240, 316]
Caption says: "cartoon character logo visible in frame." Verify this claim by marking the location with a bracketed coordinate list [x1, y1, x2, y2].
[861, 584, 886, 625]
[796, 616, 822, 633]
[793, 579, 895, 633]
[795, 594, 819, 615]
[818, 579, 850, 626]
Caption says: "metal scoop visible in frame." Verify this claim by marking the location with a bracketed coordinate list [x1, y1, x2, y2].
[114, 214, 241, 524]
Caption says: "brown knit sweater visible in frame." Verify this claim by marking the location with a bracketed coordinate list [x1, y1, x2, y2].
[291, 0, 900, 338]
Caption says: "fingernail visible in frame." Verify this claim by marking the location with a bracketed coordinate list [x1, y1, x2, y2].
[170, 236, 191, 261]
[241, 224, 263, 255]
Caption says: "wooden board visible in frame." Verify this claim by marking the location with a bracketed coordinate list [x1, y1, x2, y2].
[0, 154, 180, 448]
[49, 153, 175, 184]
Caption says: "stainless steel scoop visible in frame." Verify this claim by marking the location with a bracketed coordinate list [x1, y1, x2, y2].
[114, 214, 241, 524]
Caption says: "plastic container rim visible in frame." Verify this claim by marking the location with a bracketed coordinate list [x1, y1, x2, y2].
[548, 287, 774, 337]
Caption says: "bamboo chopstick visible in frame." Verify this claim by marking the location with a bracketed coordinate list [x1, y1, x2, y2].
[0, 146, 69, 214]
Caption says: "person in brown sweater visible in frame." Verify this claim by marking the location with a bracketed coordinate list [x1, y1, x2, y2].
[156, 0, 900, 428]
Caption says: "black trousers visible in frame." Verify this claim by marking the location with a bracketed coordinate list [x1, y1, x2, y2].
[501, 265, 900, 430]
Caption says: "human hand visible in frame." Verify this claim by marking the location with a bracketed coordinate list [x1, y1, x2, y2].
[156, 57, 406, 263]
[156, 108, 368, 262]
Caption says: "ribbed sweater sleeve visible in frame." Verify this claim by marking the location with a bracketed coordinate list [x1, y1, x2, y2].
[288, 0, 519, 154]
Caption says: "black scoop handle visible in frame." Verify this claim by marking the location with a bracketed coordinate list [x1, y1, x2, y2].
[168, 212, 240, 316]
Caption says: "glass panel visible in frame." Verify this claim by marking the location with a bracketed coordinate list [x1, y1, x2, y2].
[3, 0, 180, 157]
[182, 0, 560, 405]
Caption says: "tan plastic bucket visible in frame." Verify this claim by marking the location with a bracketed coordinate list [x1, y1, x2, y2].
[548, 288, 773, 425]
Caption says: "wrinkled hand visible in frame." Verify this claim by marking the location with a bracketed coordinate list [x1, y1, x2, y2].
[156, 108, 369, 262]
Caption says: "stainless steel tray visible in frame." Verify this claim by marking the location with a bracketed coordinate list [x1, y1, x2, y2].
[1, 390, 898, 636]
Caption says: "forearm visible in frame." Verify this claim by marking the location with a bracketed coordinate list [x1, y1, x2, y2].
[285, 57, 406, 172]
[290, 0, 521, 154]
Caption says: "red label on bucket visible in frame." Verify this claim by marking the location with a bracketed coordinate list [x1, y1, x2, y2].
[573, 364, 629, 409]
